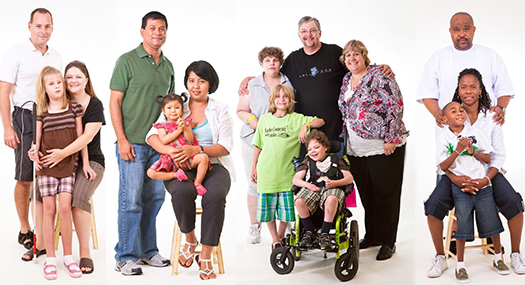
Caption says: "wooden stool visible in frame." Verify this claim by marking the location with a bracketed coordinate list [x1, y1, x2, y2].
[444, 208, 498, 260]
[169, 207, 225, 275]
[54, 197, 99, 250]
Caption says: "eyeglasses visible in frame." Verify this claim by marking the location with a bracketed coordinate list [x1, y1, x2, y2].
[299, 29, 319, 35]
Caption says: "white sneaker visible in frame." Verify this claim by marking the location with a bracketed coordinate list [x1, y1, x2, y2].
[427, 255, 448, 278]
[247, 224, 261, 244]
[511, 252, 525, 274]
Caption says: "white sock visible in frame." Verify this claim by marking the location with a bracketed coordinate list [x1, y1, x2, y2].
[64, 255, 75, 265]
[494, 253, 502, 263]
[46, 257, 57, 266]
[457, 261, 466, 270]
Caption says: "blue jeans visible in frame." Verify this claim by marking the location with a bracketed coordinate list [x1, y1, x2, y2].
[452, 184, 503, 240]
[114, 143, 165, 262]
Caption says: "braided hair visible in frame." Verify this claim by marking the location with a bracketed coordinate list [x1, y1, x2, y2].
[452, 68, 491, 115]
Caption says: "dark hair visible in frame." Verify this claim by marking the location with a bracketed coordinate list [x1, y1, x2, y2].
[305, 129, 330, 152]
[452, 68, 491, 115]
[142, 11, 167, 30]
[30, 8, 53, 24]
[441, 101, 460, 116]
[64, 61, 97, 98]
[450, 12, 474, 25]
[156, 93, 188, 110]
[258, 47, 284, 65]
[184, 61, 220, 94]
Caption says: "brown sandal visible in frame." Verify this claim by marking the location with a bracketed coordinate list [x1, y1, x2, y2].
[79, 257, 94, 274]
[21, 247, 46, 262]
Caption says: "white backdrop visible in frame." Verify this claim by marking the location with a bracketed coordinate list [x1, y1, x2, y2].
[0, 1, 523, 284]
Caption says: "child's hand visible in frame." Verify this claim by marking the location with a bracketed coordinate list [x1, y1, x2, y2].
[83, 164, 97, 181]
[466, 139, 475, 155]
[28, 144, 43, 170]
[456, 137, 470, 153]
[298, 124, 309, 143]
[177, 118, 186, 130]
[325, 180, 338, 189]
[306, 183, 320, 192]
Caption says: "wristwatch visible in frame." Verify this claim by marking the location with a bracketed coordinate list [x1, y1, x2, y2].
[496, 105, 506, 115]
[199, 146, 205, 153]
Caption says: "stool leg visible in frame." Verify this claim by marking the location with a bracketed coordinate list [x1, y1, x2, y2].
[171, 221, 182, 275]
[444, 210, 456, 259]
[215, 242, 225, 274]
[90, 198, 99, 249]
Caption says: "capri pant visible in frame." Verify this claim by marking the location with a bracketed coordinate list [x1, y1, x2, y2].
[72, 161, 105, 213]
[241, 142, 257, 197]
[164, 163, 230, 247]
[425, 173, 524, 220]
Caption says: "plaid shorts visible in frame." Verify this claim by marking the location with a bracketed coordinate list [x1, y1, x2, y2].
[256, 191, 295, 222]
[38, 173, 76, 197]
[295, 187, 345, 215]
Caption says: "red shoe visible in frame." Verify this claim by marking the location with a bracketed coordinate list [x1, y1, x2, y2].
[64, 261, 82, 278]
[176, 168, 188, 181]
[43, 262, 57, 280]
[195, 184, 207, 196]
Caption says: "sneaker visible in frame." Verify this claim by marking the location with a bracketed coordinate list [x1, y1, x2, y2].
[319, 233, 331, 250]
[455, 268, 470, 283]
[271, 242, 283, 251]
[139, 253, 170, 267]
[247, 224, 261, 244]
[299, 231, 316, 248]
[493, 259, 510, 275]
[115, 260, 143, 275]
[511, 252, 525, 274]
[427, 255, 448, 278]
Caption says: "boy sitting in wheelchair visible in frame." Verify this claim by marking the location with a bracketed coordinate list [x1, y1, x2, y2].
[292, 129, 354, 250]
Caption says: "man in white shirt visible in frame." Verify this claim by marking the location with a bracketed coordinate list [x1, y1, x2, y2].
[418, 12, 513, 127]
[0, 8, 62, 250]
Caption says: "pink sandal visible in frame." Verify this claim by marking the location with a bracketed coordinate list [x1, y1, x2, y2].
[195, 184, 207, 196]
[176, 168, 188, 181]
[64, 261, 82, 278]
[43, 262, 57, 280]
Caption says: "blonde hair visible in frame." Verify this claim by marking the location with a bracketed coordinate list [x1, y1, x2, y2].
[340, 39, 371, 68]
[268, 84, 296, 114]
[36, 66, 68, 116]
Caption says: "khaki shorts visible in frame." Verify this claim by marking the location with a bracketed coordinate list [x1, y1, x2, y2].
[295, 187, 345, 215]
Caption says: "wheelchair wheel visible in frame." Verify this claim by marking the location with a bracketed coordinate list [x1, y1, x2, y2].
[350, 220, 359, 257]
[270, 248, 295, 274]
[334, 251, 358, 281]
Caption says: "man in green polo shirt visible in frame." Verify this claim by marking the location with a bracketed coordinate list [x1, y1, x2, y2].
[109, 11, 174, 276]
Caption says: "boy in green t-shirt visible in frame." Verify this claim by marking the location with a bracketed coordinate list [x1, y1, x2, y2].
[252, 84, 324, 250]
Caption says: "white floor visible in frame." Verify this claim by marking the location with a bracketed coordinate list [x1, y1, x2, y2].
[3, 180, 523, 285]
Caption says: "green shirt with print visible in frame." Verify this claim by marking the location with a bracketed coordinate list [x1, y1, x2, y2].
[252, 112, 316, 193]
[110, 43, 174, 144]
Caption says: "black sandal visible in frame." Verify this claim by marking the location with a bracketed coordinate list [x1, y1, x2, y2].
[18, 230, 34, 250]
[21, 247, 46, 262]
[79, 257, 94, 274]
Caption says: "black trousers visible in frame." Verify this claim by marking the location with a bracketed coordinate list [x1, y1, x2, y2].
[349, 144, 406, 247]
[164, 164, 231, 246]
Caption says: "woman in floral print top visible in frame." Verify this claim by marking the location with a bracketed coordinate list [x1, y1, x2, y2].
[337, 39, 408, 261]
